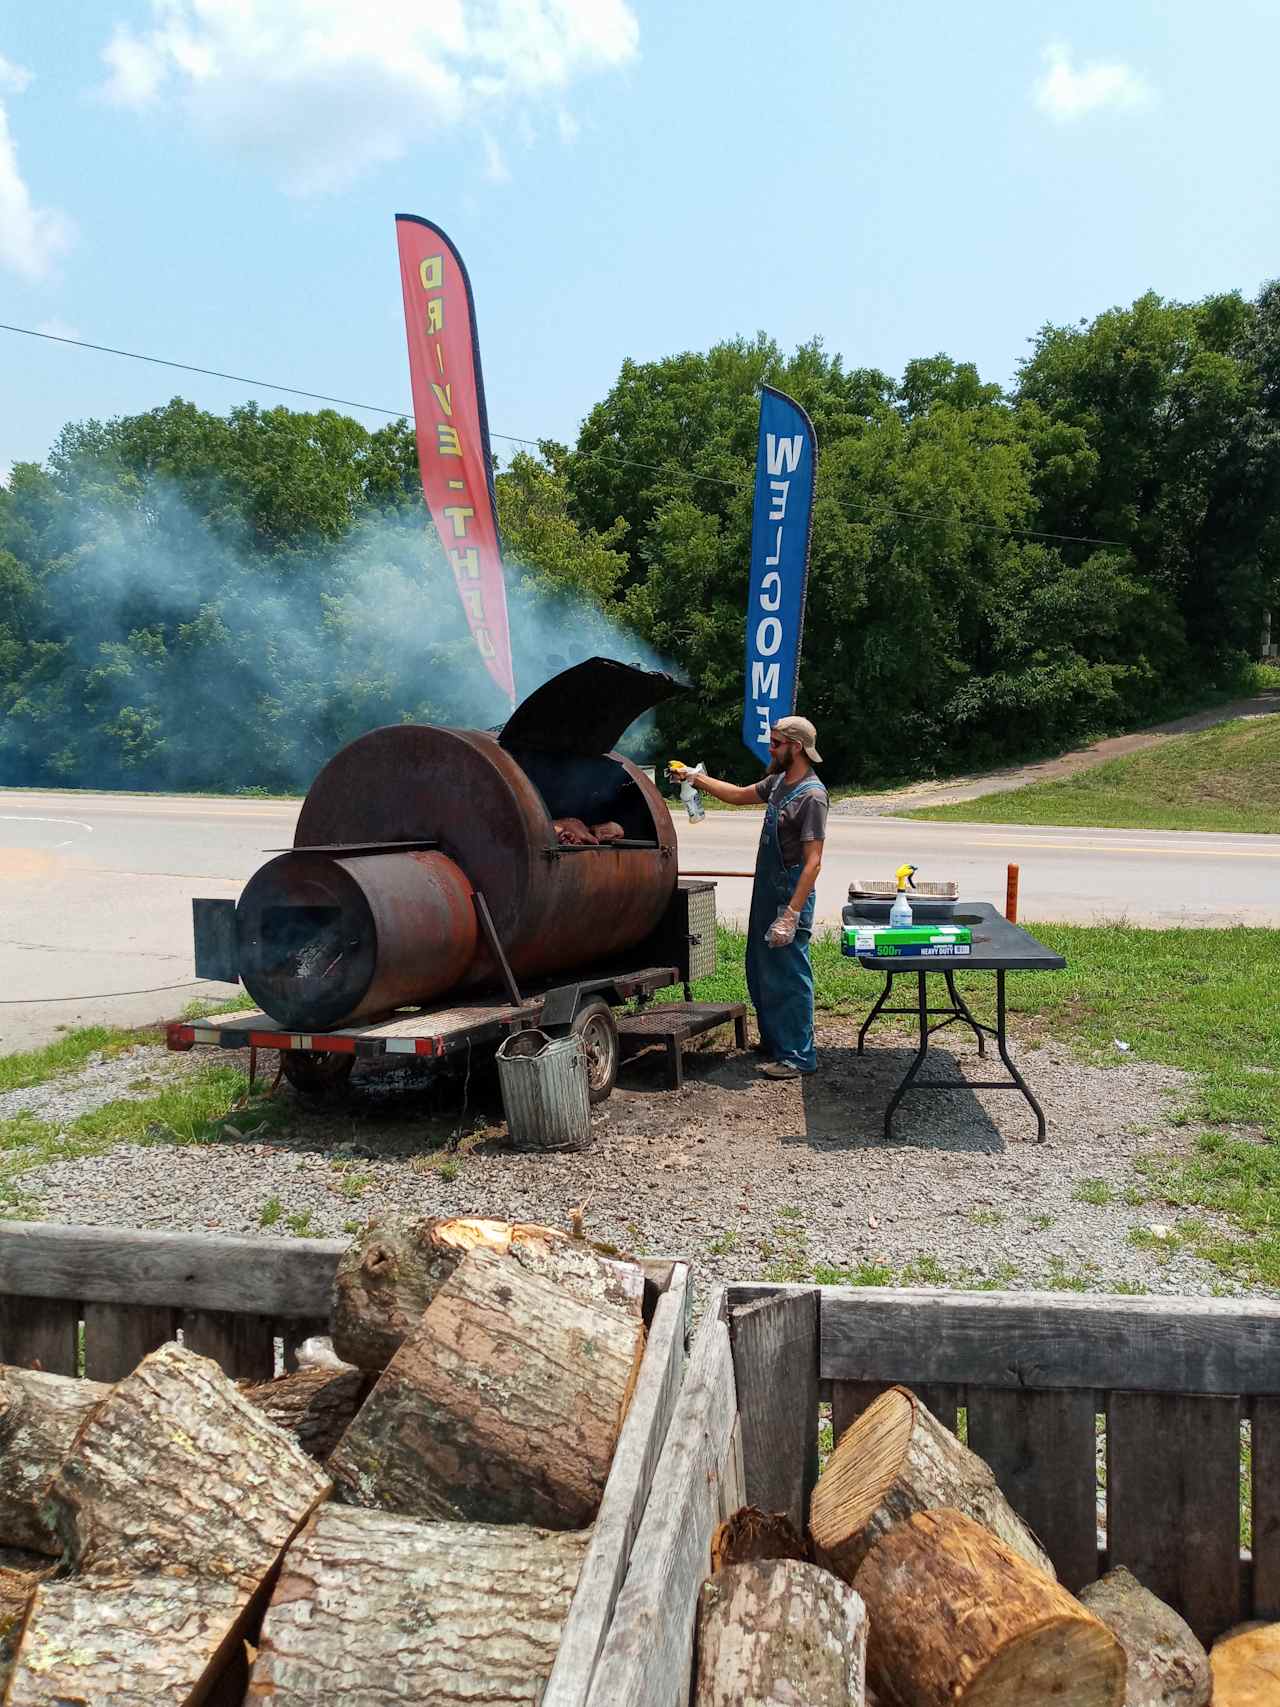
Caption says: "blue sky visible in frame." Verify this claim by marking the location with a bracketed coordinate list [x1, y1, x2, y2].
[2, 0, 1278, 483]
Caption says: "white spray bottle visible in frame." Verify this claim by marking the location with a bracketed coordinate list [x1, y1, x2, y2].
[889, 863, 918, 927]
[667, 760, 706, 824]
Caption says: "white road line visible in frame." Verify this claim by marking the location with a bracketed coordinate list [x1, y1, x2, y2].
[0, 815, 93, 832]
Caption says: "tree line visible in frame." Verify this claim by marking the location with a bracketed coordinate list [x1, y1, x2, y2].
[2, 283, 1277, 793]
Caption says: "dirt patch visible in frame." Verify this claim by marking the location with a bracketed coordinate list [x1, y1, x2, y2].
[13, 1018, 1254, 1300]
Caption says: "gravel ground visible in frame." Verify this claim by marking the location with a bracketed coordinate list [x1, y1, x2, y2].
[6, 1017, 1266, 1301]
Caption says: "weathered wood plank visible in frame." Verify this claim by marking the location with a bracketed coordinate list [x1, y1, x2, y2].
[0, 1222, 342, 1317]
[181, 1309, 275, 1381]
[729, 1290, 818, 1532]
[1107, 1390, 1242, 1643]
[719, 1416, 746, 1521]
[821, 1287, 1280, 1394]
[966, 1386, 1099, 1591]
[0, 1221, 677, 1324]
[1252, 1397, 1280, 1618]
[0, 1297, 79, 1374]
[543, 1266, 689, 1707]
[587, 1289, 738, 1707]
[82, 1302, 175, 1382]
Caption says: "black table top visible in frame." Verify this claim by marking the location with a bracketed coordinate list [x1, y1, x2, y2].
[847, 900, 1067, 973]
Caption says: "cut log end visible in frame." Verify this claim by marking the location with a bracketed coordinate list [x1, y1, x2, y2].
[1210, 1620, 1280, 1705]
[711, 1506, 813, 1573]
[810, 1385, 1054, 1583]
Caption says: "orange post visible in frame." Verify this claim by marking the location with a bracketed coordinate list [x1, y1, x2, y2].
[1005, 863, 1020, 923]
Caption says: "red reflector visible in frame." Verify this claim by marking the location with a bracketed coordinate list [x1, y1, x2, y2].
[166, 1023, 195, 1052]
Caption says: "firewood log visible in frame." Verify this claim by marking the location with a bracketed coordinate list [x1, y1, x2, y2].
[0, 1366, 108, 1553]
[43, 1342, 332, 1577]
[328, 1245, 645, 1527]
[809, 1384, 1054, 1581]
[331, 1214, 643, 1372]
[1210, 1621, 1280, 1705]
[6, 1343, 332, 1707]
[246, 1502, 589, 1705]
[240, 1365, 368, 1462]
[853, 1508, 1125, 1707]
[1079, 1566, 1210, 1705]
[6, 1572, 250, 1707]
[694, 1559, 867, 1707]
[711, 1505, 813, 1572]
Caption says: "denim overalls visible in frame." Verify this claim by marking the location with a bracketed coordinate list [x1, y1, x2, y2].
[745, 774, 824, 1073]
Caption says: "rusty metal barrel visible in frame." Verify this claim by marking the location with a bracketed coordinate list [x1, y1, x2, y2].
[232, 660, 685, 1029]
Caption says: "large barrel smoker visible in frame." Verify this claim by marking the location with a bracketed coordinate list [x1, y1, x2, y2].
[188, 659, 719, 1102]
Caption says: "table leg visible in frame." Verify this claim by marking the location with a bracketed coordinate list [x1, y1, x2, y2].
[858, 973, 896, 1055]
[884, 973, 931, 1139]
[944, 970, 986, 1056]
[733, 1012, 748, 1050]
[993, 969, 1047, 1143]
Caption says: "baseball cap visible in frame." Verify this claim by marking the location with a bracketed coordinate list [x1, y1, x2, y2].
[771, 716, 822, 763]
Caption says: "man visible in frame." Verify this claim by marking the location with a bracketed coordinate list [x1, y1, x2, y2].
[678, 716, 827, 1077]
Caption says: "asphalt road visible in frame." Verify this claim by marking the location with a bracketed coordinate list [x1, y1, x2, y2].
[2, 787, 1277, 1055]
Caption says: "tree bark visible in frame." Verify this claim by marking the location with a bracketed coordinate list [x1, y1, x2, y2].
[1, 1564, 49, 1698]
[328, 1245, 645, 1527]
[247, 1502, 588, 1705]
[331, 1215, 643, 1372]
[45, 1341, 332, 1579]
[1079, 1566, 1210, 1705]
[1210, 1621, 1280, 1705]
[694, 1559, 867, 1707]
[6, 1572, 250, 1707]
[853, 1508, 1125, 1707]
[711, 1505, 813, 1573]
[240, 1366, 368, 1463]
[0, 1366, 109, 1554]
[809, 1385, 1054, 1582]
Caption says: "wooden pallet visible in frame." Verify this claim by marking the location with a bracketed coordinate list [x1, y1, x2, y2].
[616, 1002, 748, 1091]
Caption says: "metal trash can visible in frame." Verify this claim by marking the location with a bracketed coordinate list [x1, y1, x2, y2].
[496, 1028, 593, 1152]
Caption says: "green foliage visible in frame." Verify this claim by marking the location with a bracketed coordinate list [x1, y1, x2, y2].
[3, 281, 1278, 792]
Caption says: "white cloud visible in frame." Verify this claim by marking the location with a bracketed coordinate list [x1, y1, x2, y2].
[1034, 41, 1153, 121]
[100, 0, 639, 194]
[36, 317, 82, 341]
[0, 57, 75, 280]
[557, 108, 579, 144]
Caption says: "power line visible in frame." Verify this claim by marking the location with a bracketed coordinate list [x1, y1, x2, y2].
[1, 319, 1123, 545]
[0, 978, 221, 1005]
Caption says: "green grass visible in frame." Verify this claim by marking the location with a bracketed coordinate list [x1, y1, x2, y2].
[0, 1063, 284, 1215]
[904, 712, 1280, 833]
[0, 1026, 162, 1094]
[1073, 1178, 1115, 1207]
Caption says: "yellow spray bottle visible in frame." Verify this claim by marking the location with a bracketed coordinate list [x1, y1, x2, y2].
[889, 863, 918, 928]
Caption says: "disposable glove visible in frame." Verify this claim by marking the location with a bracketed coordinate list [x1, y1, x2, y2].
[765, 905, 800, 948]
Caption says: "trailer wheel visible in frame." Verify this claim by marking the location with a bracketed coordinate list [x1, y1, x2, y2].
[281, 1049, 355, 1099]
[571, 999, 619, 1104]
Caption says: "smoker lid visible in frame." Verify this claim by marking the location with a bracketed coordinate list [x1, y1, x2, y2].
[499, 657, 688, 754]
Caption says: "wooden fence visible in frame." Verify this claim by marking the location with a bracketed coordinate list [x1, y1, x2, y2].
[590, 1282, 1280, 1705]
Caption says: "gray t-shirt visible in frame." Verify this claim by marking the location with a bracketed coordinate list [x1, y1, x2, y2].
[754, 773, 829, 868]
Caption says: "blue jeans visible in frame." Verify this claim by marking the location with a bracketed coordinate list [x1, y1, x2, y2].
[746, 859, 818, 1073]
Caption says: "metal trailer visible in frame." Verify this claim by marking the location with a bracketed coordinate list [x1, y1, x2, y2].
[165, 879, 738, 1104]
